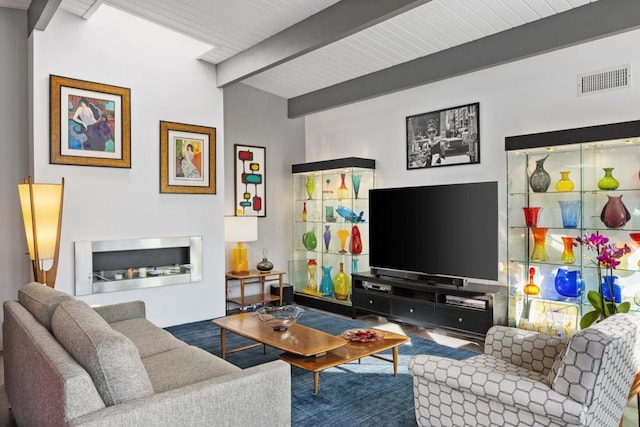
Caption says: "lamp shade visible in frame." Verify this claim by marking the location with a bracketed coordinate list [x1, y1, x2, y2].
[224, 216, 258, 243]
[18, 182, 64, 260]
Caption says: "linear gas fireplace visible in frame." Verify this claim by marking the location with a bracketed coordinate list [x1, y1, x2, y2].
[74, 236, 203, 296]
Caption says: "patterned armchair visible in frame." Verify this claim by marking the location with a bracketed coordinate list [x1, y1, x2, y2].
[408, 313, 640, 427]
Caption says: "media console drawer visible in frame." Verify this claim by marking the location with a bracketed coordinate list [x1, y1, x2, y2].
[352, 290, 391, 314]
[436, 305, 492, 335]
[392, 298, 434, 324]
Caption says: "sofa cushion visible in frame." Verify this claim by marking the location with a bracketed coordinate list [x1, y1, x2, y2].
[18, 282, 74, 330]
[51, 299, 154, 406]
[111, 318, 186, 358]
[142, 346, 241, 393]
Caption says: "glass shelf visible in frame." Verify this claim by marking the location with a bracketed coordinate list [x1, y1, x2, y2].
[506, 122, 640, 333]
[291, 158, 375, 308]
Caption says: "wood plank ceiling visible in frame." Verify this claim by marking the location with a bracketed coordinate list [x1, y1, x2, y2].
[1, 0, 610, 106]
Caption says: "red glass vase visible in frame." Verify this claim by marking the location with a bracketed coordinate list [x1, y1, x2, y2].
[349, 225, 362, 255]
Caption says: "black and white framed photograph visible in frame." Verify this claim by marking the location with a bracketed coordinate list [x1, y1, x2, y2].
[406, 102, 480, 170]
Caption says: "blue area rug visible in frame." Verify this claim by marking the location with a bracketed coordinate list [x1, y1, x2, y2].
[165, 307, 476, 427]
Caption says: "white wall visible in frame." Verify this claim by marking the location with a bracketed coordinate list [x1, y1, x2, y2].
[0, 7, 30, 349]
[30, 6, 225, 326]
[223, 83, 305, 296]
[304, 28, 640, 285]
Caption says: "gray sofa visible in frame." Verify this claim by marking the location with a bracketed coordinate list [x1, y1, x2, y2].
[3, 282, 291, 426]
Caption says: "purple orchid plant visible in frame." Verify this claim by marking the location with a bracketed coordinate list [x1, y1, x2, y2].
[575, 232, 631, 328]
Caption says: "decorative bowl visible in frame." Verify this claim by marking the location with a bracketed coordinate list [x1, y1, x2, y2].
[254, 305, 304, 331]
[342, 328, 385, 342]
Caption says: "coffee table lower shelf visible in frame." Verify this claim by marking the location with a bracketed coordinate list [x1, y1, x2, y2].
[280, 333, 409, 394]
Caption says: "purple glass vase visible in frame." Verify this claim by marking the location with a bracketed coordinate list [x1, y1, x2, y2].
[600, 195, 631, 228]
[323, 226, 331, 252]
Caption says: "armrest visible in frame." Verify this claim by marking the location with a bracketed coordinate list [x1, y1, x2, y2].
[484, 325, 568, 374]
[408, 355, 584, 425]
[67, 360, 291, 427]
[92, 301, 146, 324]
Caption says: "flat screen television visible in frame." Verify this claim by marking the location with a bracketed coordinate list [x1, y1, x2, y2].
[368, 181, 498, 283]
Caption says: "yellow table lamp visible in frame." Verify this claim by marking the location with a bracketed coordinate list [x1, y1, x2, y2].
[224, 216, 257, 274]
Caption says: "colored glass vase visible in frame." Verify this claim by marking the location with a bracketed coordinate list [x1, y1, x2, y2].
[597, 167, 619, 191]
[306, 259, 318, 293]
[323, 226, 331, 252]
[337, 173, 349, 200]
[600, 195, 630, 228]
[320, 265, 333, 296]
[305, 175, 315, 199]
[302, 229, 317, 250]
[601, 275, 621, 303]
[352, 258, 359, 274]
[302, 202, 307, 222]
[554, 269, 583, 298]
[529, 155, 551, 193]
[522, 207, 541, 227]
[561, 236, 576, 264]
[352, 174, 362, 199]
[523, 267, 540, 296]
[337, 228, 349, 253]
[332, 262, 350, 301]
[558, 200, 581, 228]
[530, 227, 549, 262]
[555, 171, 575, 192]
[349, 225, 362, 255]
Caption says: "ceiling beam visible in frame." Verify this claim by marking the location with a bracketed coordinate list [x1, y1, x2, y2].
[28, 0, 61, 34]
[216, 0, 432, 88]
[288, 0, 640, 118]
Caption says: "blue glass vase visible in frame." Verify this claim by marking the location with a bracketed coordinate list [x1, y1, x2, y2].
[558, 200, 581, 228]
[601, 275, 621, 303]
[554, 268, 584, 298]
[320, 266, 333, 296]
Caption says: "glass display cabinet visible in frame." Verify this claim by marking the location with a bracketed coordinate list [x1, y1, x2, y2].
[506, 120, 640, 337]
[291, 158, 375, 315]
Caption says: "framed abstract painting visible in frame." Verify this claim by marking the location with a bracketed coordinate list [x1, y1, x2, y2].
[234, 144, 266, 217]
[50, 75, 131, 168]
[160, 121, 216, 194]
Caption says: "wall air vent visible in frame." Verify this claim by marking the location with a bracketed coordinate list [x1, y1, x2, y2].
[578, 65, 630, 96]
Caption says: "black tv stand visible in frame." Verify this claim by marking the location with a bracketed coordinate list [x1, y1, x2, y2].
[352, 272, 507, 337]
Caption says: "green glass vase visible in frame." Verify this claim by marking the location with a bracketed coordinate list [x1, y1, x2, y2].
[332, 262, 350, 301]
[305, 175, 315, 199]
[597, 167, 619, 191]
[302, 229, 317, 250]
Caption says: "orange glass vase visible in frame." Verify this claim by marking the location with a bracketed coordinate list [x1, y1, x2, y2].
[523, 267, 540, 296]
[530, 227, 548, 262]
[561, 236, 576, 264]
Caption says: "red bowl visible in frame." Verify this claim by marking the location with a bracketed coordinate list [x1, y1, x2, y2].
[630, 233, 640, 244]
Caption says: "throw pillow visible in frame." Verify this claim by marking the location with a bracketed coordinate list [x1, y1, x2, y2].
[18, 282, 73, 330]
[51, 299, 154, 406]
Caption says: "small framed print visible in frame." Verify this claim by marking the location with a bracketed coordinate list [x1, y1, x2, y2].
[50, 75, 131, 168]
[234, 144, 266, 217]
[160, 121, 216, 194]
[406, 102, 480, 170]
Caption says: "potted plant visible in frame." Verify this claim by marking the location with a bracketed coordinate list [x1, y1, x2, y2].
[576, 232, 631, 329]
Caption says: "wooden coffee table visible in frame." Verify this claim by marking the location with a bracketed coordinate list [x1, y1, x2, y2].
[280, 330, 409, 393]
[213, 312, 346, 359]
[213, 312, 409, 394]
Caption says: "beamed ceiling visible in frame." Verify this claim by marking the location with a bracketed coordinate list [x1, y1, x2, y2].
[3, 0, 640, 117]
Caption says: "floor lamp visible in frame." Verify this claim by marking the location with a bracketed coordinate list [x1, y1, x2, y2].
[224, 216, 257, 274]
[18, 176, 65, 288]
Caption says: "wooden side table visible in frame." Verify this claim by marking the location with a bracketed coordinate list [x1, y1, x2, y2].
[225, 270, 286, 312]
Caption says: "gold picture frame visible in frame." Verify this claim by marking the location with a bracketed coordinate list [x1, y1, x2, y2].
[160, 121, 216, 194]
[50, 75, 131, 168]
